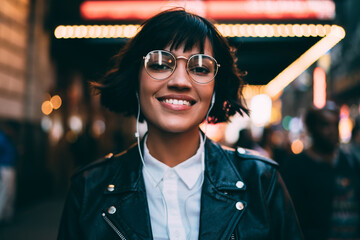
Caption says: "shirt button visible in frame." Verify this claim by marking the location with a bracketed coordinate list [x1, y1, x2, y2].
[236, 181, 244, 189]
[108, 206, 116, 214]
[236, 202, 244, 211]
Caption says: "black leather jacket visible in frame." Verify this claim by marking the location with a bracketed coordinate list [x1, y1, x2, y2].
[58, 139, 303, 240]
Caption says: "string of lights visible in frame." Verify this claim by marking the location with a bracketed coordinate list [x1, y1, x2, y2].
[54, 23, 337, 39]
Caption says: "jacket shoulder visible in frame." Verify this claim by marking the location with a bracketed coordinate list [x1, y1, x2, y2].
[220, 144, 278, 168]
[235, 147, 278, 167]
[71, 143, 137, 179]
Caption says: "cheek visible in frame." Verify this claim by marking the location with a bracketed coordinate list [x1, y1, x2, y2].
[139, 70, 153, 98]
[138, 71, 152, 112]
[199, 83, 215, 105]
[138, 69, 163, 115]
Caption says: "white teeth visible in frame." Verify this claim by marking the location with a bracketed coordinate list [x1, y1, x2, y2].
[163, 98, 191, 106]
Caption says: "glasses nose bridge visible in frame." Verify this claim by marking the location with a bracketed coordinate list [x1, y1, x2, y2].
[173, 55, 189, 74]
[174, 56, 189, 70]
[168, 55, 192, 84]
[175, 56, 189, 61]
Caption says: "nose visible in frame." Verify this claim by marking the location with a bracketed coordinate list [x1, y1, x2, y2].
[167, 61, 192, 89]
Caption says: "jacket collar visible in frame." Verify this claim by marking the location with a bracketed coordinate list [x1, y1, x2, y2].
[103, 138, 247, 239]
[199, 139, 247, 240]
[105, 137, 247, 192]
[203, 139, 246, 191]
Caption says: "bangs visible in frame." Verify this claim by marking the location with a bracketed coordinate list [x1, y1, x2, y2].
[138, 10, 213, 53]
[168, 16, 209, 53]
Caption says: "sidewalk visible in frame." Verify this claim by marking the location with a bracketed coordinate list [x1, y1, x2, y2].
[0, 197, 65, 240]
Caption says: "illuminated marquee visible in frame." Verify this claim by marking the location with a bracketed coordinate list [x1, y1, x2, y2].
[80, 0, 335, 21]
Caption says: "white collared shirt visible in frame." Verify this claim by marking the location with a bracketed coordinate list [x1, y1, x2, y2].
[143, 135, 204, 240]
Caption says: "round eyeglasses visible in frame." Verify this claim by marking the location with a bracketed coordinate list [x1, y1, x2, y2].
[143, 50, 220, 84]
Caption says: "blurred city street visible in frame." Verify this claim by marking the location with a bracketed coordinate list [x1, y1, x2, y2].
[1, 0, 360, 239]
[0, 197, 64, 240]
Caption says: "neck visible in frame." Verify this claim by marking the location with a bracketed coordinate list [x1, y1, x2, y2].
[146, 126, 201, 167]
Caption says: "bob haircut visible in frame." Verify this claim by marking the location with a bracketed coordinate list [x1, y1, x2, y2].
[93, 8, 248, 123]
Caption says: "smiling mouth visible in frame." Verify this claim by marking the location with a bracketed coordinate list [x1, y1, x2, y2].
[158, 97, 195, 106]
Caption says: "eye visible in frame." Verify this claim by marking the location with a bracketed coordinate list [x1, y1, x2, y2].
[189, 66, 211, 76]
[147, 63, 173, 72]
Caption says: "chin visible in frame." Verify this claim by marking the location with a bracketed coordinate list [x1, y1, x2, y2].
[163, 123, 199, 134]
[153, 118, 203, 134]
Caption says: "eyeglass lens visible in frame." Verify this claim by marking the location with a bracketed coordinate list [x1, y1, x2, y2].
[144, 50, 218, 84]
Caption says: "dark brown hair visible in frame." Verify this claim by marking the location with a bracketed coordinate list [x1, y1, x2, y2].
[93, 8, 248, 123]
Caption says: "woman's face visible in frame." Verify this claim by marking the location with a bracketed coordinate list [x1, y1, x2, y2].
[139, 39, 215, 134]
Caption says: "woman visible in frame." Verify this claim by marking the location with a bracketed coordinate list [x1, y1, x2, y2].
[58, 8, 303, 240]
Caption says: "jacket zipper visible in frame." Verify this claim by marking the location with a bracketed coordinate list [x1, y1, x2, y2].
[230, 233, 236, 240]
[102, 213, 127, 240]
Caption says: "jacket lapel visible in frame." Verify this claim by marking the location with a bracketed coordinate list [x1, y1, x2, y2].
[199, 140, 247, 240]
[102, 146, 153, 240]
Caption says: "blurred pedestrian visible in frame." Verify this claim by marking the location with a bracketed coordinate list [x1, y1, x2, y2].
[58, 8, 303, 240]
[0, 125, 17, 224]
[259, 125, 291, 166]
[282, 102, 360, 240]
[236, 128, 268, 157]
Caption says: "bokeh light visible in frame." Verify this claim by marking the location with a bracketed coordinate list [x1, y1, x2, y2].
[291, 139, 304, 154]
[69, 116, 83, 134]
[282, 116, 292, 131]
[92, 119, 106, 137]
[41, 101, 53, 115]
[50, 95, 62, 110]
[250, 94, 272, 126]
[313, 67, 326, 109]
[289, 117, 303, 134]
[41, 116, 52, 132]
[339, 118, 353, 143]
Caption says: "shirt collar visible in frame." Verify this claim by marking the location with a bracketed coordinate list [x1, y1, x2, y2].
[143, 133, 204, 189]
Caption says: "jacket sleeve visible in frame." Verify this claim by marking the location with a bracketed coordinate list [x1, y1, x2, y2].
[266, 168, 304, 240]
[57, 175, 85, 240]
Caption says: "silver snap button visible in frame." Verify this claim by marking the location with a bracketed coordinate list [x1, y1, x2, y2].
[236, 181, 244, 189]
[236, 202, 244, 211]
[108, 206, 116, 214]
[107, 184, 115, 192]
[237, 147, 246, 154]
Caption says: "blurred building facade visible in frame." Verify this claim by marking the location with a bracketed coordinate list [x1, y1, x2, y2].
[331, 0, 360, 105]
[0, 0, 55, 204]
